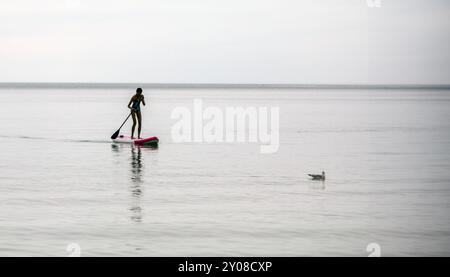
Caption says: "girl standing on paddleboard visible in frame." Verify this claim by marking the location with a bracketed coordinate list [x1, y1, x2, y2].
[128, 88, 146, 139]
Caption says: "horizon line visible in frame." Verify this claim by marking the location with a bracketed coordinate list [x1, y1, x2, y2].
[1, 82, 450, 90]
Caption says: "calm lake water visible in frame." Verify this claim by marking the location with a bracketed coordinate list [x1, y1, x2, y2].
[0, 87, 449, 256]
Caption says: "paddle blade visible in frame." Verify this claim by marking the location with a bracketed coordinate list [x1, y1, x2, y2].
[111, 112, 132, 140]
[111, 129, 120, 140]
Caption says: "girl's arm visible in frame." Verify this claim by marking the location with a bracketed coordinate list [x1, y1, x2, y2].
[128, 97, 134, 109]
[142, 96, 146, 106]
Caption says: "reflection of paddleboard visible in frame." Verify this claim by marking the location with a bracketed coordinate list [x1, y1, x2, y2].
[112, 135, 159, 146]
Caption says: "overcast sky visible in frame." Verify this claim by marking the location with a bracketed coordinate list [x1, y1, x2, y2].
[0, 0, 449, 84]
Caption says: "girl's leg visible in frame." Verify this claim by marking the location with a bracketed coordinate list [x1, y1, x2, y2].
[131, 111, 137, 139]
[137, 111, 142, 139]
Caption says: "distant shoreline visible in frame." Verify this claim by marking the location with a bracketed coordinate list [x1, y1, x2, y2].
[1, 82, 450, 90]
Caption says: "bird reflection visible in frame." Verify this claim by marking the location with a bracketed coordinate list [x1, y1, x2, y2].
[309, 180, 326, 191]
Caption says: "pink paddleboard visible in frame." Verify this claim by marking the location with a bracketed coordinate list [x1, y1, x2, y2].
[112, 135, 159, 146]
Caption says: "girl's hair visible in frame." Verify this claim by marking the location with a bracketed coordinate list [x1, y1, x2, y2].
[136, 88, 143, 94]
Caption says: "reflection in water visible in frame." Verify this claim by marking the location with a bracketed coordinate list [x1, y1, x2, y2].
[110, 143, 120, 153]
[111, 143, 158, 223]
[129, 145, 158, 222]
[130, 146, 143, 223]
[309, 180, 326, 191]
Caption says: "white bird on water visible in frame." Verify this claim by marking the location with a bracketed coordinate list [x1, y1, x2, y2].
[308, 171, 325, 181]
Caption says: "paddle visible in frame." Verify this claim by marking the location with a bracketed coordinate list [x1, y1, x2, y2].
[111, 112, 132, 139]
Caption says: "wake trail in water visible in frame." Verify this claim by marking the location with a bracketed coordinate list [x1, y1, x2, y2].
[0, 135, 110, 144]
